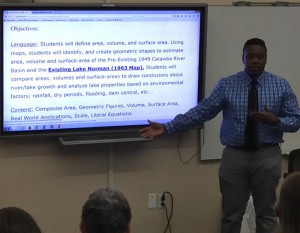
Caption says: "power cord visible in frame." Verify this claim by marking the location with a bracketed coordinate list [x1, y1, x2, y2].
[161, 191, 174, 233]
[177, 127, 205, 164]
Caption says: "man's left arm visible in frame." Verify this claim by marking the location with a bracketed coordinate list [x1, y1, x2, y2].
[276, 89, 300, 132]
[251, 84, 300, 132]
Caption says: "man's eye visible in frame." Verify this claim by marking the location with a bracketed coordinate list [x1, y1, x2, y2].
[247, 55, 264, 60]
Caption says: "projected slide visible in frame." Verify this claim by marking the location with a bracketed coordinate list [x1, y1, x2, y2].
[2, 8, 204, 133]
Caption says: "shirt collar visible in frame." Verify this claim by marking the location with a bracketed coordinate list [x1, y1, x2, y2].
[244, 70, 266, 84]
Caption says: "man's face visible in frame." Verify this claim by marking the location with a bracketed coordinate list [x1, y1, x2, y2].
[242, 44, 267, 77]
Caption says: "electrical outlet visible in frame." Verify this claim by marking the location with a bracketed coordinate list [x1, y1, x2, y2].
[158, 193, 164, 208]
[148, 193, 157, 208]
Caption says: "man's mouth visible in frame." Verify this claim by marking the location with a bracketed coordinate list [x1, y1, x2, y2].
[250, 67, 260, 72]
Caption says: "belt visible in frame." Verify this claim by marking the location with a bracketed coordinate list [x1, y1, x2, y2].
[228, 143, 279, 151]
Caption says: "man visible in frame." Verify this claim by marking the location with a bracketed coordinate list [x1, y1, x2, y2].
[140, 38, 300, 233]
[80, 187, 131, 233]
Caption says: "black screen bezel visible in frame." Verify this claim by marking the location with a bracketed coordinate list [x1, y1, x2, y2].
[0, 3, 207, 138]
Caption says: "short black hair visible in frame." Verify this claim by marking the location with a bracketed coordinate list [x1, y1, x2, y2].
[243, 38, 267, 54]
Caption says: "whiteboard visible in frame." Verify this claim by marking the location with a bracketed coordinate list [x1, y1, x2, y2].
[200, 6, 300, 160]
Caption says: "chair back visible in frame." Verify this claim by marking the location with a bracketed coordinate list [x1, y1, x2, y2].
[288, 149, 300, 173]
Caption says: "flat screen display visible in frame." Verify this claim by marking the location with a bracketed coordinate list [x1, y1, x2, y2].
[0, 3, 207, 138]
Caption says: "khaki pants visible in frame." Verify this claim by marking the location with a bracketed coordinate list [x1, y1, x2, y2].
[219, 146, 282, 233]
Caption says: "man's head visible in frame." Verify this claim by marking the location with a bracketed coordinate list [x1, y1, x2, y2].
[277, 172, 300, 233]
[242, 38, 267, 78]
[0, 207, 41, 233]
[80, 187, 131, 233]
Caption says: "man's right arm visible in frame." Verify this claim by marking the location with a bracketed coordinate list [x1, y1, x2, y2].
[140, 78, 227, 139]
[139, 120, 165, 139]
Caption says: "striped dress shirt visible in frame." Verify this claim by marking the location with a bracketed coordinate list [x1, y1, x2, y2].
[164, 71, 300, 147]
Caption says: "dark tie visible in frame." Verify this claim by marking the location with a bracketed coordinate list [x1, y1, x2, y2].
[245, 78, 258, 150]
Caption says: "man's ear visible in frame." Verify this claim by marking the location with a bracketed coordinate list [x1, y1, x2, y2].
[79, 221, 87, 233]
